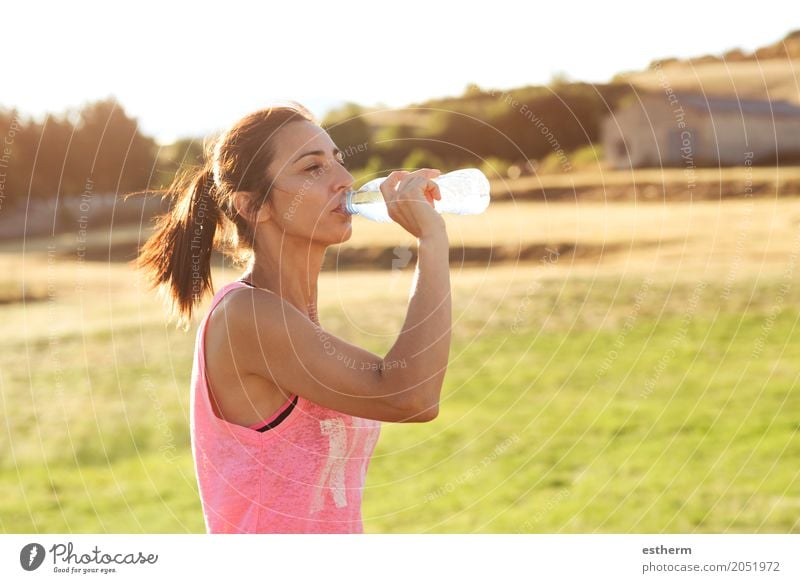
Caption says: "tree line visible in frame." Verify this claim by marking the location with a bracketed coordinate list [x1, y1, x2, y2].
[1, 82, 634, 210]
[0, 99, 158, 207]
[323, 82, 633, 178]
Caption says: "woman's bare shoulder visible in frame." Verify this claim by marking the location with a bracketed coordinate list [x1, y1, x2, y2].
[204, 287, 289, 380]
[216, 286, 306, 327]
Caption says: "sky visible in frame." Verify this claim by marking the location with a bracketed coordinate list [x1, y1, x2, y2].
[4, 0, 797, 144]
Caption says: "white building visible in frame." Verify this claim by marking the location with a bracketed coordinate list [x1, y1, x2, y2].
[602, 92, 800, 168]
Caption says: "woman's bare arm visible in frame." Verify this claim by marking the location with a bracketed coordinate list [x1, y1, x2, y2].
[220, 230, 451, 423]
[380, 230, 451, 419]
[218, 287, 438, 423]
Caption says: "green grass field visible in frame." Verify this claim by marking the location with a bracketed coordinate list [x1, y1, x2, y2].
[1, 197, 798, 533]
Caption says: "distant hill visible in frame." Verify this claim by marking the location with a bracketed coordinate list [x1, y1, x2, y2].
[350, 30, 800, 139]
[650, 29, 800, 66]
[319, 30, 800, 175]
[615, 30, 800, 104]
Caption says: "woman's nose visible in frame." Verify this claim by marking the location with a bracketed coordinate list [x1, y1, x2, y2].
[338, 166, 355, 192]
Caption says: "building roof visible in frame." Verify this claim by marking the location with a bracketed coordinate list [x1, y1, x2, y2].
[669, 92, 800, 116]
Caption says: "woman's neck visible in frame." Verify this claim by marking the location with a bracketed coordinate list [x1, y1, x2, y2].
[243, 240, 324, 326]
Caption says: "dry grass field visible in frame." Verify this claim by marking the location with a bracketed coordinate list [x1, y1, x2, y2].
[1, 180, 798, 533]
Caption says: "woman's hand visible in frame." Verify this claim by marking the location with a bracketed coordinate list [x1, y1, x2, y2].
[379, 168, 446, 239]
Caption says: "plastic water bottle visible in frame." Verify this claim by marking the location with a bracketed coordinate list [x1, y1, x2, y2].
[341, 168, 491, 223]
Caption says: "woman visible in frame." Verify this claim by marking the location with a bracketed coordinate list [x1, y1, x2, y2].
[134, 102, 452, 533]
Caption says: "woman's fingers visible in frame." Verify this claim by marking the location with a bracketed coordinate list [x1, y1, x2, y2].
[380, 170, 410, 196]
[379, 168, 446, 238]
[425, 181, 441, 202]
[394, 170, 442, 207]
[382, 168, 442, 208]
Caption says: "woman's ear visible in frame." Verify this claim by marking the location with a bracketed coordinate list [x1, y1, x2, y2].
[254, 196, 274, 223]
[231, 191, 272, 224]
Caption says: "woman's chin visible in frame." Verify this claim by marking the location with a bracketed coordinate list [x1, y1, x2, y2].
[317, 222, 352, 246]
[336, 223, 353, 243]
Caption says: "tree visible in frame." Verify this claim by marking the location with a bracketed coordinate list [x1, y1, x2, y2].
[72, 97, 158, 195]
[322, 103, 372, 169]
[463, 83, 484, 98]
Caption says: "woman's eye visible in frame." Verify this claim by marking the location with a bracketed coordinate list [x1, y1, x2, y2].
[305, 159, 347, 172]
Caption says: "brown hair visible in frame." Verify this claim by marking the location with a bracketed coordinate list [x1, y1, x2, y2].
[131, 101, 318, 329]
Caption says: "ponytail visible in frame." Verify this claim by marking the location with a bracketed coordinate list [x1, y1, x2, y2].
[134, 165, 223, 329]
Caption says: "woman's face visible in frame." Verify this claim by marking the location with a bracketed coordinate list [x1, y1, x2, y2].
[263, 120, 355, 245]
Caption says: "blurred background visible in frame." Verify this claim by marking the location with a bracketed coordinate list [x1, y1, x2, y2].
[1, 0, 798, 533]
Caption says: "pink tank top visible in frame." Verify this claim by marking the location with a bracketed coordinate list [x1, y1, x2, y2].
[190, 280, 382, 533]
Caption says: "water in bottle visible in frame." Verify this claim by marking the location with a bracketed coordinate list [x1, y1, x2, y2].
[341, 168, 491, 223]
